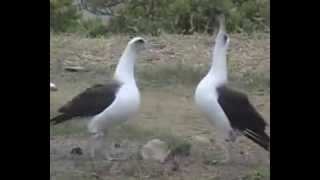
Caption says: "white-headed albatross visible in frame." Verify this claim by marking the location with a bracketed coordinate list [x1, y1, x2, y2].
[194, 17, 269, 163]
[50, 37, 146, 158]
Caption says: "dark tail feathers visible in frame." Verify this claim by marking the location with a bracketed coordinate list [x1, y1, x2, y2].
[50, 114, 72, 125]
[244, 129, 270, 151]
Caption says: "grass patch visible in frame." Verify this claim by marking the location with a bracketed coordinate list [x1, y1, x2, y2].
[170, 142, 192, 157]
[230, 72, 270, 93]
[51, 120, 191, 153]
[242, 167, 270, 180]
[137, 63, 269, 93]
[137, 63, 206, 88]
[50, 119, 88, 137]
[112, 124, 191, 152]
[52, 61, 269, 93]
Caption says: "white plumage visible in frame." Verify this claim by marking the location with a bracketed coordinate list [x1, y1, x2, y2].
[87, 37, 145, 158]
[88, 37, 143, 134]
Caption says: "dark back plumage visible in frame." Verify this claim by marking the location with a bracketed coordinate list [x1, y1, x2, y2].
[51, 80, 121, 125]
[217, 85, 270, 151]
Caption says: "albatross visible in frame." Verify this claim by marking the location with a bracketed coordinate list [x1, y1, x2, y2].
[194, 16, 269, 163]
[50, 37, 146, 158]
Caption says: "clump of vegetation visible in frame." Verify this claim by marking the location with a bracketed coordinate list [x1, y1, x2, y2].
[242, 167, 269, 180]
[203, 159, 219, 166]
[109, 0, 269, 35]
[170, 141, 192, 157]
[51, 0, 269, 36]
[50, 0, 81, 33]
[79, 19, 109, 38]
[50, 0, 109, 37]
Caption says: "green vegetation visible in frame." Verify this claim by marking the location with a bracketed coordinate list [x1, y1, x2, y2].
[242, 167, 270, 180]
[50, 0, 81, 33]
[50, 0, 269, 36]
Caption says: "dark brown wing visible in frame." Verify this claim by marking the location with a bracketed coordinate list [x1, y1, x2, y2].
[51, 80, 121, 125]
[217, 85, 270, 151]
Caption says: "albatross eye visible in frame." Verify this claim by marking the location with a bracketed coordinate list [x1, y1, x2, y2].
[136, 39, 145, 44]
[223, 34, 229, 43]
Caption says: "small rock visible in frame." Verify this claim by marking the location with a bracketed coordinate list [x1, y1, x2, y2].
[70, 147, 83, 155]
[203, 159, 219, 166]
[114, 143, 120, 148]
[171, 161, 179, 171]
[141, 139, 171, 163]
[65, 66, 88, 72]
[107, 151, 127, 161]
[193, 135, 211, 144]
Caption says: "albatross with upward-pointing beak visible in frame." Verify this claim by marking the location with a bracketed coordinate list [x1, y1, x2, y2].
[194, 16, 269, 163]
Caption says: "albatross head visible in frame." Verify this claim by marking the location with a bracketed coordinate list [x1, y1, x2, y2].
[215, 31, 230, 49]
[114, 37, 147, 83]
[128, 37, 146, 52]
[214, 14, 230, 49]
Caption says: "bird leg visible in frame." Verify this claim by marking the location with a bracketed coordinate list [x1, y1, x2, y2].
[89, 131, 106, 159]
[218, 140, 231, 164]
[216, 131, 238, 164]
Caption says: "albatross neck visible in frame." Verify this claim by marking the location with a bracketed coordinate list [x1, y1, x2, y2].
[206, 38, 228, 85]
[114, 45, 137, 84]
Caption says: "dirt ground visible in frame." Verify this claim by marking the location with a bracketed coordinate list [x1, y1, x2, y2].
[50, 33, 270, 180]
